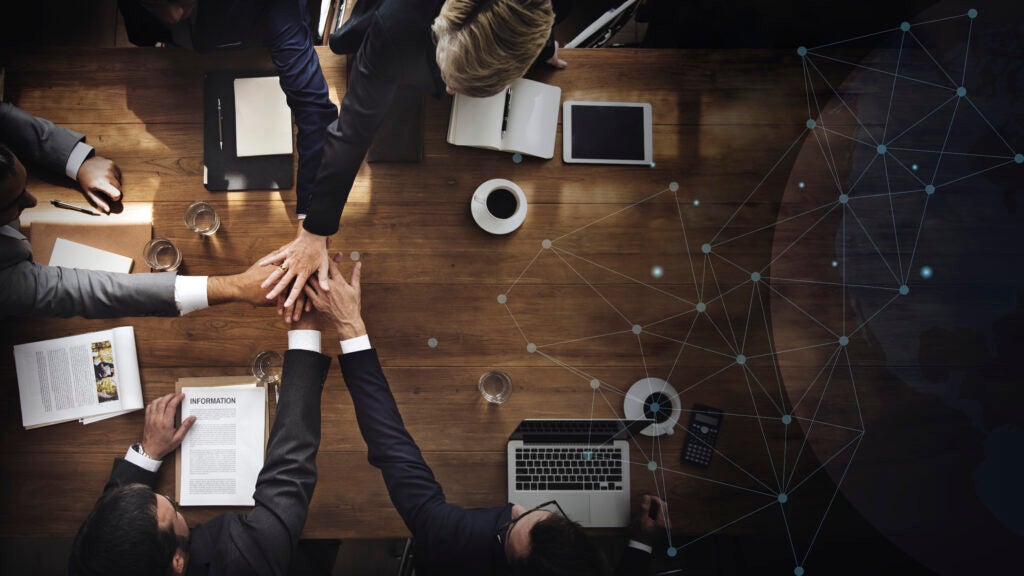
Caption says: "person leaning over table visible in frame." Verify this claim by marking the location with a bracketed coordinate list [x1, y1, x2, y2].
[0, 104, 277, 318]
[303, 254, 670, 576]
[259, 0, 572, 318]
[69, 310, 331, 576]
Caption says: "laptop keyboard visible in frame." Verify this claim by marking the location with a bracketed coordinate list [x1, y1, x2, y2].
[514, 447, 625, 491]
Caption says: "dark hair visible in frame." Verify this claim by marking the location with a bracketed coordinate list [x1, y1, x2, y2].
[0, 143, 16, 182]
[511, 515, 609, 576]
[69, 483, 180, 576]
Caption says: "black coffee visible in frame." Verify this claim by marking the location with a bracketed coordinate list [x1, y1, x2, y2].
[486, 189, 518, 219]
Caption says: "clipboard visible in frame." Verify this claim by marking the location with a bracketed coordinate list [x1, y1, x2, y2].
[174, 376, 270, 502]
[203, 71, 294, 193]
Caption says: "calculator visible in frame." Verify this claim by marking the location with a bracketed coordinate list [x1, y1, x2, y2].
[681, 404, 723, 467]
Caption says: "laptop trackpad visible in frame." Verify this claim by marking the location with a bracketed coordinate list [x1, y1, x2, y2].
[555, 493, 591, 525]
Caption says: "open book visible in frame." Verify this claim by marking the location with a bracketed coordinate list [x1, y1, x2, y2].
[447, 78, 561, 159]
[13, 327, 142, 429]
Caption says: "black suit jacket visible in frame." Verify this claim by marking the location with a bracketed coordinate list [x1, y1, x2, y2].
[98, 349, 330, 576]
[339, 349, 654, 575]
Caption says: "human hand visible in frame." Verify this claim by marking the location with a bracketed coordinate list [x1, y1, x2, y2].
[259, 226, 331, 308]
[208, 261, 277, 307]
[290, 302, 321, 331]
[140, 392, 196, 461]
[75, 155, 123, 213]
[304, 255, 365, 340]
[277, 290, 313, 325]
[546, 40, 568, 69]
[630, 494, 670, 546]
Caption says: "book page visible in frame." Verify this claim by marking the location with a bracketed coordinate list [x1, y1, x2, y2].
[234, 76, 293, 157]
[447, 91, 505, 150]
[49, 238, 134, 273]
[179, 386, 266, 506]
[13, 328, 136, 428]
[501, 79, 561, 159]
[80, 327, 144, 424]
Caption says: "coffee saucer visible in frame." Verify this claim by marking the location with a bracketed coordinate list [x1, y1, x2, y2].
[471, 179, 528, 235]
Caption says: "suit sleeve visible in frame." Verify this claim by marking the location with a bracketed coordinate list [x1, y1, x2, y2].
[263, 0, 338, 216]
[303, 11, 401, 236]
[223, 349, 330, 576]
[0, 102, 85, 177]
[339, 349, 510, 574]
[100, 458, 160, 497]
[0, 257, 178, 318]
[614, 546, 653, 576]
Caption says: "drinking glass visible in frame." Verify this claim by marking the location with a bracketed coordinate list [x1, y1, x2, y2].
[479, 371, 513, 404]
[251, 350, 283, 384]
[184, 201, 221, 235]
[143, 238, 181, 271]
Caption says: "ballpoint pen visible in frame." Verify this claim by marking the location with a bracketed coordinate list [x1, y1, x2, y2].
[217, 97, 224, 151]
[50, 199, 101, 216]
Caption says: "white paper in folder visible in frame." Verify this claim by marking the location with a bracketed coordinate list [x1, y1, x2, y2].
[234, 76, 294, 157]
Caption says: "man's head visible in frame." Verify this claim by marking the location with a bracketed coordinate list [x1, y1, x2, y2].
[505, 503, 608, 576]
[69, 484, 190, 576]
[432, 0, 555, 97]
[0, 143, 38, 225]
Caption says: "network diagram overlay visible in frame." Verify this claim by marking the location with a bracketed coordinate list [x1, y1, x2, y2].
[497, 9, 1020, 573]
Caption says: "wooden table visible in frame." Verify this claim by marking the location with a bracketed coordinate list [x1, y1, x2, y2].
[0, 46, 834, 541]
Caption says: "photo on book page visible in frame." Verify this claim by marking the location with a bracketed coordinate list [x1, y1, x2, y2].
[91, 341, 118, 403]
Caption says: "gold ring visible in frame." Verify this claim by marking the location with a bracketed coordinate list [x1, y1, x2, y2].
[279, 264, 289, 272]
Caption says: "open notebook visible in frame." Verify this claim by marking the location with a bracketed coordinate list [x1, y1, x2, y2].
[447, 78, 561, 159]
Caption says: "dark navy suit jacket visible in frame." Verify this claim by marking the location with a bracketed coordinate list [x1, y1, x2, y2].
[339, 348, 653, 575]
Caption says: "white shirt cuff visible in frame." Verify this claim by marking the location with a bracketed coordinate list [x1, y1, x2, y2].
[65, 142, 94, 180]
[340, 334, 371, 354]
[174, 275, 209, 316]
[288, 330, 321, 353]
[297, 214, 307, 220]
[124, 445, 162, 472]
[627, 540, 654, 554]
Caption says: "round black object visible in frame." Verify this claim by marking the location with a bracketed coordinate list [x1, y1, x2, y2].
[486, 188, 518, 219]
[643, 392, 672, 423]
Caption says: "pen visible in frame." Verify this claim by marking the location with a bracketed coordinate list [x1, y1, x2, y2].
[50, 199, 101, 216]
[217, 97, 224, 151]
[500, 87, 512, 137]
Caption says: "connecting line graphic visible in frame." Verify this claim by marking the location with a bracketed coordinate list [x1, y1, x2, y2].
[490, 9, 1020, 571]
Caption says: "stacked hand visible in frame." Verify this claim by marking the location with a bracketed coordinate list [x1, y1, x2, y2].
[304, 254, 365, 340]
[259, 226, 332, 323]
[75, 155, 122, 214]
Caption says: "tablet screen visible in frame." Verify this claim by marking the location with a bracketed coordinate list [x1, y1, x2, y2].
[570, 105, 647, 161]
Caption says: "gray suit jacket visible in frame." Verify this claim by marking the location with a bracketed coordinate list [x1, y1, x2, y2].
[0, 103, 178, 318]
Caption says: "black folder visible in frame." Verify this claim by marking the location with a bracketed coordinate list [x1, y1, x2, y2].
[203, 71, 293, 192]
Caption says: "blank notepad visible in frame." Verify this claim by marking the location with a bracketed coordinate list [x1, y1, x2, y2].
[49, 238, 133, 273]
[234, 76, 294, 157]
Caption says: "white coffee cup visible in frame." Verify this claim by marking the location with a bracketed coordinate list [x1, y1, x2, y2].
[471, 178, 527, 235]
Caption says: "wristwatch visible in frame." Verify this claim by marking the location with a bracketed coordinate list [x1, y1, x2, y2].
[131, 442, 153, 459]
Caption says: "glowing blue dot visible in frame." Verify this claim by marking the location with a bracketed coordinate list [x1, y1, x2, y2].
[778, 492, 789, 503]
[497, 294, 507, 304]
[427, 338, 438, 348]
[795, 567, 805, 576]
[1015, 154, 1023, 164]
[647, 461, 658, 471]
[957, 86, 967, 98]
[920, 266, 933, 279]
[797, 46, 807, 56]
[806, 119, 816, 129]
[590, 379, 601, 390]
[583, 451, 592, 460]
[632, 324, 643, 335]
[512, 153, 523, 164]
[542, 239, 552, 249]
[651, 265, 664, 278]
[527, 343, 537, 353]
[667, 547, 678, 558]
[839, 336, 849, 346]
[900, 21, 911, 32]
[899, 285, 909, 295]
[650, 402, 661, 413]
[751, 272, 761, 282]
[839, 193, 849, 204]
[693, 199, 700, 206]
[876, 144, 887, 155]
[350, 251, 360, 261]
[781, 414, 793, 425]
[736, 354, 746, 365]
[701, 243, 711, 254]
[696, 302, 706, 313]
[925, 184, 936, 195]
[968, 8, 978, 19]
[649, 161, 656, 168]
[669, 181, 679, 192]
[831, 260, 838, 268]
[798, 181, 806, 189]
[911, 163, 919, 171]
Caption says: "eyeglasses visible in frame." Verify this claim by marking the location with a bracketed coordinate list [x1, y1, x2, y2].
[495, 500, 568, 545]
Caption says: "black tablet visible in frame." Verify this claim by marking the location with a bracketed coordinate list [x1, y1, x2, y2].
[562, 101, 653, 165]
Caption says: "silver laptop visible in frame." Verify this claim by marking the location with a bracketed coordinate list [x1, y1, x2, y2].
[506, 419, 651, 528]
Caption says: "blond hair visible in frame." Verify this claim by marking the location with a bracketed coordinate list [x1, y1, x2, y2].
[433, 0, 555, 97]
